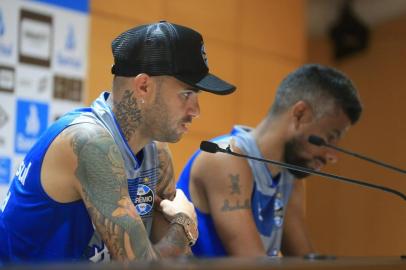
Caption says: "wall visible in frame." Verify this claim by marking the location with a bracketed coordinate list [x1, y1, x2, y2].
[88, 0, 406, 257]
[88, 0, 307, 178]
[306, 15, 406, 256]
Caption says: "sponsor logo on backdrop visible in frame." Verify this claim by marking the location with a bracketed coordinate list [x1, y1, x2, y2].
[0, 104, 8, 148]
[0, 66, 15, 93]
[18, 73, 49, 95]
[15, 99, 48, 154]
[0, 156, 11, 184]
[53, 75, 82, 101]
[56, 24, 82, 69]
[0, 8, 13, 58]
[19, 9, 53, 67]
[37, 76, 48, 93]
[65, 24, 75, 50]
[0, 104, 8, 129]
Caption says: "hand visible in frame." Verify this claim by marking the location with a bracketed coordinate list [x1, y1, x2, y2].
[160, 189, 197, 223]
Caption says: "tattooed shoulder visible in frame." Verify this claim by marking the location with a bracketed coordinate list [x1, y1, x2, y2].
[62, 123, 126, 188]
[61, 123, 111, 154]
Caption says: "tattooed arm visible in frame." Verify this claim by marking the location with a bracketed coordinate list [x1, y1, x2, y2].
[150, 142, 194, 255]
[191, 145, 267, 256]
[155, 142, 176, 201]
[151, 142, 175, 243]
[65, 124, 191, 261]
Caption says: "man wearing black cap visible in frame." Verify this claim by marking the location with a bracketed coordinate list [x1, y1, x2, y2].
[0, 21, 235, 263]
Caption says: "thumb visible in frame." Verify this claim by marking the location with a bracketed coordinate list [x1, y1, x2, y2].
[154, 195, 163, 212]
[173, 189, 187, 202]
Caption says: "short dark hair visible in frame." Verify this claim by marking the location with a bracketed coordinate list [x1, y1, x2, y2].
[269, 64, 362, 124]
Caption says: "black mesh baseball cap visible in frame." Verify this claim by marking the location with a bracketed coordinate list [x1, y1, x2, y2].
[111, 21, 236, 95]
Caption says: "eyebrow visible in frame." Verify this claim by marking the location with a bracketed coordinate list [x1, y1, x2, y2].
[184, 87, 200, 93]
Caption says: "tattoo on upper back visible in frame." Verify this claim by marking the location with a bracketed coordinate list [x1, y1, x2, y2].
[113, 90, 141, 141]
[220, 173, 251, 212]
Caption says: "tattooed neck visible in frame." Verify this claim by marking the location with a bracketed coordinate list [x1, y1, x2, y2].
[113, 90, 142, 142]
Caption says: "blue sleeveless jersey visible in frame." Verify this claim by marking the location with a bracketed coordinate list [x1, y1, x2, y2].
[177, 126, 294, 257]
[0, 92, 159, 263]
[0, 109, 94, 262]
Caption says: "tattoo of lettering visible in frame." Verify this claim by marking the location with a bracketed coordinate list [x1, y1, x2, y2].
[113, 90, 141, 141]
[156, 145, 175, 200]
[229, 174, 241, 195]
[221, 199, 251, 212]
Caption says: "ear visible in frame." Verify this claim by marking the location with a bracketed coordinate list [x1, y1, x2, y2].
[291, 100, 314, 129]
[132, 73, 151, 99]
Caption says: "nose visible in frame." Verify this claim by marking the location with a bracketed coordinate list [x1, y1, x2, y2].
[188, 96, 200, 118]
[325, 148, 338, 164]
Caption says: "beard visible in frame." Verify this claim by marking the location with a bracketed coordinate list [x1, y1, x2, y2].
[283, 137, 312, 179]
[143, 93, 189, 143]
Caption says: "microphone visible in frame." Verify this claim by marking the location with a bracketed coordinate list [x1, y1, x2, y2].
[200, 141, 406, 201]
[308, 135, 406, 174]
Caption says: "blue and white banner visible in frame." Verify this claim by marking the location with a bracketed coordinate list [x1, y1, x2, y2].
[0, 0, 89, 201]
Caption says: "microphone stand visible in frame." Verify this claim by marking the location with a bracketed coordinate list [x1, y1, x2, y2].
[308, 135, 406, 174]
[200, 141, 406, 259]
[213, 144, 406, 201]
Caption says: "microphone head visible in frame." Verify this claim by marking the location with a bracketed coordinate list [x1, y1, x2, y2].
[200, 141, 219, 153]
[308, 135, 326, 146]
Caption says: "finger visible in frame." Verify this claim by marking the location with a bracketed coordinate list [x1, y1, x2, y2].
[160, 198, 171, 209]
[154, 195, 163, 212]
[175, 189, 186, 200]
[155, 195, 162, 205]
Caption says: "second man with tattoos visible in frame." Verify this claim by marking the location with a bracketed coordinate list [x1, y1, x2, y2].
[177, 64, 363, 257]
[0, 21, 235, 262]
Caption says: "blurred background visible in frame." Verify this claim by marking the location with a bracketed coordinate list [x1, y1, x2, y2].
[0, 0, 405, 258]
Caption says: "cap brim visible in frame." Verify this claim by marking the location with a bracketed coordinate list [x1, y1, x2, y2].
[176, 73, 236, 95]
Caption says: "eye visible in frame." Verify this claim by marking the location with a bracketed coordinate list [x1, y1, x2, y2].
[326, 133, 338, 144]
[180, 91, 194, 99]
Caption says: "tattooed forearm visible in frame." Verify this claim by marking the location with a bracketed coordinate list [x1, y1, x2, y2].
[153, 223, 189, 257]
[156, 144, 175, 200]
[71, 125, 156, 260]
[68, 125, 189, 261]
[113, 90, 141, 141]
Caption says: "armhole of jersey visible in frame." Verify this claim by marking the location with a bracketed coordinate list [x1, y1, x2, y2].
[177, 150, 201, 201]
[37, 119, 103, 206]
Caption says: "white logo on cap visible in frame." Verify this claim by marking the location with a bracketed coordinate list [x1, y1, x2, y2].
[201, 43, 208, 68]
